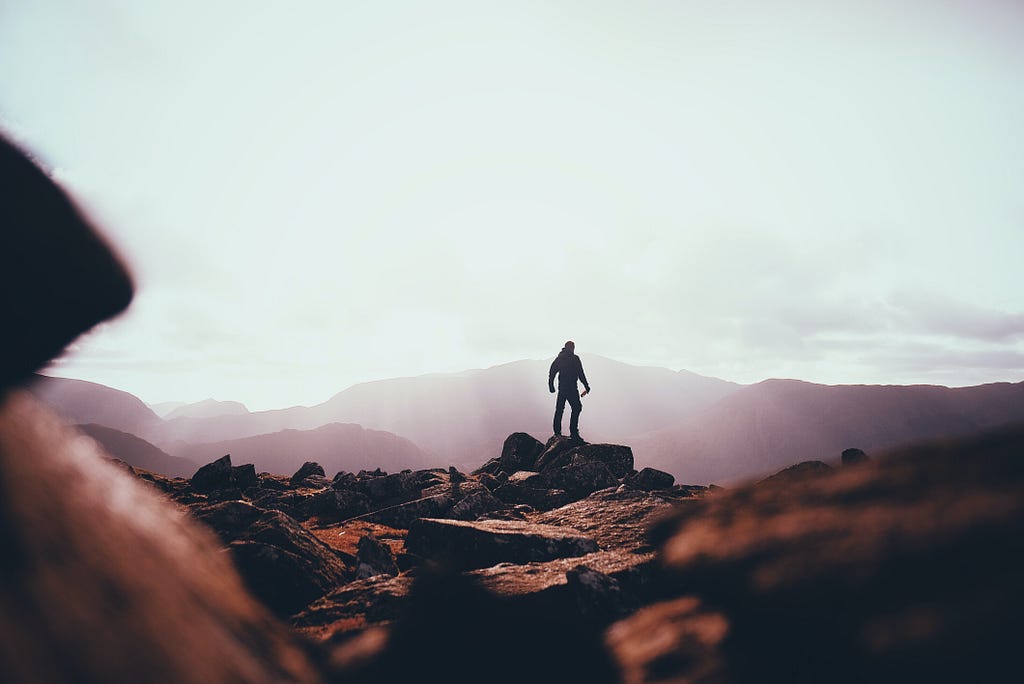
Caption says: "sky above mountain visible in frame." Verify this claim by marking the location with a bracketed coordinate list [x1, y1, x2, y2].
[2, 1, 1022, 410]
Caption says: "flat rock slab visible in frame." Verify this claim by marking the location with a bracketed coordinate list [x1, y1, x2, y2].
[471, 549, 655, 598]
[406, 517, 599, 570]
[530, 487, 689, 551]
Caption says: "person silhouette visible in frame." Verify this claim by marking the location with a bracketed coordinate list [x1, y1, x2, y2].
[548, 340, 590, 439]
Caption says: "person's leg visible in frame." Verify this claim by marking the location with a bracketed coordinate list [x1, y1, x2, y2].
[568, 391, 582, 437]
[553, 392, 567, 435]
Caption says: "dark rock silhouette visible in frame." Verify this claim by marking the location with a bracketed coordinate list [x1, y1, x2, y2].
[291, 460, 326, 484]
[626, 423, 1024, 683]
[355, 533, 398, 579]
[498, 431, 546, 472]
[191, 454, 259, 494]
[757, 459, 833, 485]
[405, 518, 599, 570]
[628, 466, 676, 491]
[842, 447, 869, 465]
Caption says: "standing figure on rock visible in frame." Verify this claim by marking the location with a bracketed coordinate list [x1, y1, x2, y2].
[548, 340, 590, 440]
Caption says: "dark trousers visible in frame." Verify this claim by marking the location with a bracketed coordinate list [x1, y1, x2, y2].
[553, 388, 582, 436]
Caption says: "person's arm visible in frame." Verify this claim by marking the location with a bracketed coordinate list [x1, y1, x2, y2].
[576, 356, 590, 393]
[548, 358, 557, 393]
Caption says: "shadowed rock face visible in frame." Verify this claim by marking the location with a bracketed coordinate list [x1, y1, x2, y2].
[0, 137, 322, 683]
[621, 423, 1024, 683]
[0, 136, 133, 387]
[0, 394, 323, 683]
[405, 517, 599, 570]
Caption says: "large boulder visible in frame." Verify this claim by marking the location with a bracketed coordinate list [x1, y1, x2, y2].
[193, 500, 348, 617]
[405, 518, 598, 570]
[191, 454, 259, 494]
[842, 447, 869, 466]
[497, 432, 545, 473]
[535, 435, 585, 472]
[291, 461, 326, 485]
[191, 454, 232, 493]
[310, 488, 372, 522]
[628, 467, 675, 491]
[535, 461, 619, 499]
[355, 534, 399, 580]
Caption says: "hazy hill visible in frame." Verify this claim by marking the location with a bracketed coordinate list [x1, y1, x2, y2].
[28, 375, 163, 437]
[149, 401, 186, 417]
[165, 399, 249, 420]
[631, 378, 1024, 485]
[169, 422, 433, 476]
[75, 423, 199, 478]
[152, 356, 741, 468]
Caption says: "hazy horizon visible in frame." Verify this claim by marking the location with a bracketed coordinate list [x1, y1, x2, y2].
[4, 1, 1023, 410]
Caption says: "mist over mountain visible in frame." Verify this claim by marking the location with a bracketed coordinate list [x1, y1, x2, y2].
[75, 423, 199, 478]
[149, 401, 187, 417]
[165, 399, 250, 420]
[169, 422, 432, 476]
[31, 363, 1024, 485]
[631, 378, 1024, 485]
[149, 356, 740, 468]
[28, 375, 162, 437]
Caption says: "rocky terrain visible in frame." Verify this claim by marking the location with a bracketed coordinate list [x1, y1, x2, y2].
[130, 431, 695, 640]
[109, 422, 1022, 683]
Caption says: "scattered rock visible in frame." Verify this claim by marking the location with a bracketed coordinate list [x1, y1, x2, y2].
[628, 467, 675, 491]
[448, 489, 507, 520]
[355, 534, 399, 579]
[497, 432, 545, 473]
[567, 443, 635, 478]
[842, 447, 869, 466]
[536, 461, 619, 498]
[566, 564, 634, 621]
[231, 463, 258, 490]
[492, 482, 574, 511]
[535, 434, 585, 472]
[311, 488, 372, 522]
[193, 500, 349, 617]
[291, 461, 326, 485]
[191, 454, 232, 493]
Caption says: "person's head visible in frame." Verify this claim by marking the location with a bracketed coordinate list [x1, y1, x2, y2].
[563, 340, 575, 353]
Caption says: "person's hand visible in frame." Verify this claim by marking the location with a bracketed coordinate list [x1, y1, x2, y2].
[581, 388, 590, 397]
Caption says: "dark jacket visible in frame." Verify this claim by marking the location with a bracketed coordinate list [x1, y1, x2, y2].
[549, 349, 590, 394]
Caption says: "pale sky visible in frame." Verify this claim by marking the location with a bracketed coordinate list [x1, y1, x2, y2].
[2, 0, 1022, 410]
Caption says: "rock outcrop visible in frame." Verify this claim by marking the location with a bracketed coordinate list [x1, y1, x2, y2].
[405, 517, 599, 570]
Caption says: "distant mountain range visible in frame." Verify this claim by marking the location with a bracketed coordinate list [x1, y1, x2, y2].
[75, 423, 199, 478]
[164, 398, 250, 420]
[172, 422, 432, 476]
[631, 378, 1024, 484]
[29, 361, 1024, 485]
